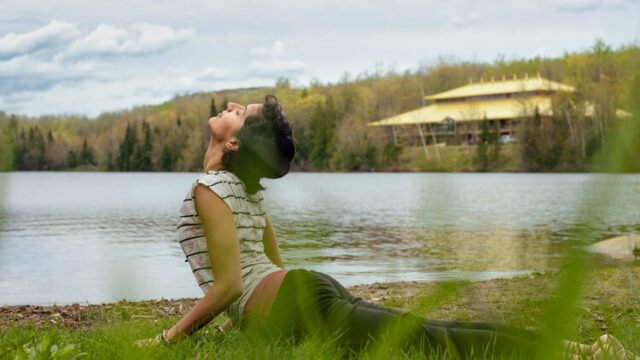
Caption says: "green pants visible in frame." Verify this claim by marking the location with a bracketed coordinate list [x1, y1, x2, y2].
[262, 269, 539, 358]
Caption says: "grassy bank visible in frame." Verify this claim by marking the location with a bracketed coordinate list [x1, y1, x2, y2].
[400, 143, 522, 172]
[1, 264, 639, 359]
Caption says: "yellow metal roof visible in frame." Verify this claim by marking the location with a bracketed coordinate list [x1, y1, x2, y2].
[367, 96, 553, 126]
[425, 77, 575, 101]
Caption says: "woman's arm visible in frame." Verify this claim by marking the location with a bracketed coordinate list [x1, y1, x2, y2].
[262, 215, 284, 268]
[164, 184, 244, 342]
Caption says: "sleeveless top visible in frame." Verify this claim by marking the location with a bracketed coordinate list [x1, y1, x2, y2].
[176, 170, 281, 323]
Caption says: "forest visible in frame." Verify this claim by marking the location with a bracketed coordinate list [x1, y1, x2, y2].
[0, 40, 639, 173]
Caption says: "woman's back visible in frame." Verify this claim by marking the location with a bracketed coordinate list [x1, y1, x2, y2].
[176, 170, 280, 322]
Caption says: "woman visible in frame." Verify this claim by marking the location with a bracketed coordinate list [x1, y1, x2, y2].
[137, 95, 635, 359]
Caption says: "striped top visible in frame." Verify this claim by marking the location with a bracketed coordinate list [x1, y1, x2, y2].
[176, 170, 281, 323]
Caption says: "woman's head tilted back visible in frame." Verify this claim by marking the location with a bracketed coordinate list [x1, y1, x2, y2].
[220, 95, 296, 194]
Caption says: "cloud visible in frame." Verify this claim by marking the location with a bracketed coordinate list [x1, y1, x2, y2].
[249, 40, 287, 57]
[2, 0, 638, 116]
[0, 21, 195, 95]
[0, 20, 194, 63]
[247, 59, 305, 77]
[198, 66, 232, 81]
[67, 23, 194, 58]
[451, 12, 483, 27]
[166, 65, 233, 85]
[0, 20, 80, 60]
[0, 55, 96, 93]
[554, 0, 637, 12]
[247, 41, 305, 78]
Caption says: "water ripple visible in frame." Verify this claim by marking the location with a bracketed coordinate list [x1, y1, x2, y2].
[1, 172, 639, 305]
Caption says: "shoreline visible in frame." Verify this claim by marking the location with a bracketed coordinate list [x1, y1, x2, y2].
[0, 297, 200, 329]
[3, 265, 638, 331]
[0, 277, 515, 329]
[2, 265, 639, 358]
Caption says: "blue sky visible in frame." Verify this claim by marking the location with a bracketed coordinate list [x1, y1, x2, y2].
[1, 0, 639, 116]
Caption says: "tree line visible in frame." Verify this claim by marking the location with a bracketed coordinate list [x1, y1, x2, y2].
[0, 40, 638, 173]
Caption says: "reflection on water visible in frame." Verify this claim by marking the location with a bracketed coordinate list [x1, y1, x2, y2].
[0, 172, 639, 305]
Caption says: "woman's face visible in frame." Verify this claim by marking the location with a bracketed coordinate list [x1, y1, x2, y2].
[208, 102, 262, 143]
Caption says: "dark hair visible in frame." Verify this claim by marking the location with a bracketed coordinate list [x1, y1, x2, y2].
[222, 95, 296, 194]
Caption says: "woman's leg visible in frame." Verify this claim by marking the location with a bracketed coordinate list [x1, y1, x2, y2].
[311, 271, 539, 348]
[267, 270, 538, 357]
[312, 271, 538, 340]
[311, 271, 402, 315]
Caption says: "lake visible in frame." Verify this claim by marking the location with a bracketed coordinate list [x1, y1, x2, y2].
[0, 172, 639, 306]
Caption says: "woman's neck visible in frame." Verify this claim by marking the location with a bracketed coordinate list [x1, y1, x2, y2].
[202, 141, 225, 172]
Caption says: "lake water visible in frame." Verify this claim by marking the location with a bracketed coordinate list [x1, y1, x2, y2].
[0, 172, 639, 306]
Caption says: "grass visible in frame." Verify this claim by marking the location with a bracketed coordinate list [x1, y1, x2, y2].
[2, 106, 638, 359]
[402, 143, 522, 172]
[2, 263, 638, 359]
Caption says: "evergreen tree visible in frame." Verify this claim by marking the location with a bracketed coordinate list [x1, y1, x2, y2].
[293, 124, 310, 169]
[209, 97, 218, 118]
[220, 97, 229, 112]
[67, 150, 78, 169]
[13, 130, 25, 170]
[522, 107, 568, 171]
[80, 139, 96, 166]
[134, 121, 153, 171]
[20, 126, 47, 170]
[37, 130, 46, 170]
[364, 142, 378, 170]
[382, 142, 403, 166]
[117, 123, 137, 171]
[106, 152, 114, 171]
[133, 145, 142, 170]
[159, 143, 176, 171]
[309, 98, 336, 169]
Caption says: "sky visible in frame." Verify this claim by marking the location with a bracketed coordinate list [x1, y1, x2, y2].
[1, 0, 639, 117]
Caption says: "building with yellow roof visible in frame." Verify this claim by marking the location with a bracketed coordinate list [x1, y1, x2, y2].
[368, 74, 578, 145]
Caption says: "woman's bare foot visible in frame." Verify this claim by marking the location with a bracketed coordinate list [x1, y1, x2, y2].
[565, 339, 595, 357]
[564, 335, 638, 359]
[591, 334, 638, 360]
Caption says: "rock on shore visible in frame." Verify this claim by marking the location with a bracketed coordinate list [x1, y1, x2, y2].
[587, 234, 640, 260]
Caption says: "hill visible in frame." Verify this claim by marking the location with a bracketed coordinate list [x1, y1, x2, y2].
[1, 40, 638, 173]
